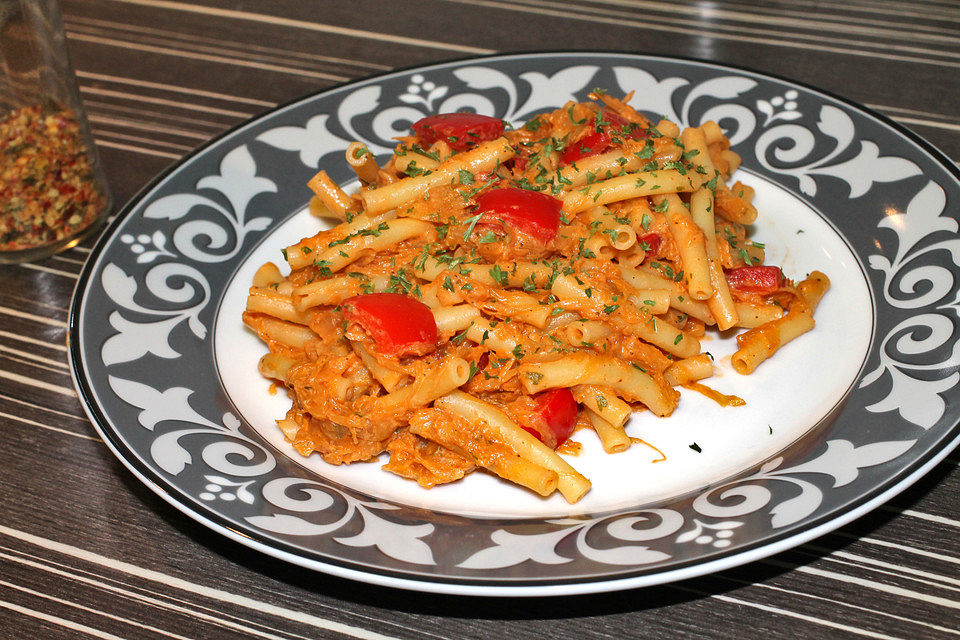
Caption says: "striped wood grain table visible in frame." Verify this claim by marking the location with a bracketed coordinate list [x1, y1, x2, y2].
[2, 1, 958, 638]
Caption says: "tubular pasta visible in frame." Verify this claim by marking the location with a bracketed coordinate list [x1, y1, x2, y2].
[372, 358, 470, 414]
[559, 140, 649, 187]
[435, 391, 591, 503]
[293, 274, 390, 310]
[572, 385, 631, 429]
[252, 262, 283, 288]
[690, 187, 739, 330]
[408, 409, 559, 497]
[346, 142, 380, 184]
[586, 409, 631, 454]
[732, 272, 830, 374]
[243, 313, 316, 349]
[352, 343, 408, 393]
[285, 210, 397, 270]
[664, 354, 714, 386]
[517, 352, 679, 417]
[258, 352, 296, 382]
[652, 193, 712, 300]
[734, 302, 783, 328]
[558, 320, 613, 347]
[431, 304, 481, 334]
[246, 287, 311, 325]
[362, 137, 516, 214]
[307, 170, 356, 218]
[562, 170, 697, 214]
[618, 265, 717, 325]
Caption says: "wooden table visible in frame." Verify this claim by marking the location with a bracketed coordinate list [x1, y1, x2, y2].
[3, 1, 958, 637]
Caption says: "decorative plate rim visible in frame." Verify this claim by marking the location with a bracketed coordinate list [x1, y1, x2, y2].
[68, 51, 960, 596]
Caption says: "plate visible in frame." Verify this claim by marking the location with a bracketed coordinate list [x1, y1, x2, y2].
[69, 52, 960, 596]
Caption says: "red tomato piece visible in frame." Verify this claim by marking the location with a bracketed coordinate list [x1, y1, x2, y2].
[638, 232, 661, 254]
[559, 110, 645, 165]
[475, 187, 563, 243]
[411, 113, 505, 151]
[604, 110, 646, 141]
[524, 388, 578, 449]
[509, 156, 529, 173]
[560, 127, 611, 165]
[725, 266, 784, 294]
[341, 293, 438, 356]
[521, 426, 542, 440]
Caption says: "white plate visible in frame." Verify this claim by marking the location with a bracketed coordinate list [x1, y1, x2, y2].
[70, 52, 960, 596]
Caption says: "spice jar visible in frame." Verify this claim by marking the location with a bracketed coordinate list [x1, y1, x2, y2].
[0, 0, 111, 263]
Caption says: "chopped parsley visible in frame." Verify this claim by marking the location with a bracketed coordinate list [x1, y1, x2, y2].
[461, 213, 483, 240]
[635, 140, 654, 159]
[403, 161, 427, 177]
[451, 324, 472, 345]
[567, 104, 586, 125]
[313, 258, 333, 277]
[410, 144, 440, 162]
[489, 264, 508, 286]
[662, 159, 687, 175]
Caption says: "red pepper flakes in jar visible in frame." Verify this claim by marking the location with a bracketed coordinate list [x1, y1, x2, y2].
[1, 104, 109, 253]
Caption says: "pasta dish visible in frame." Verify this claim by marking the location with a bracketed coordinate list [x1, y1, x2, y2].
[242, 91, 829, 503]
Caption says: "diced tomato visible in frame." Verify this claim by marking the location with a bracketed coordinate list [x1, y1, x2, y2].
[522, 388, 578, 449]
[509, 156, 528, 173]
[411, 113, 505, 151]
[725, 266, 783, 294]
[560, 127, 611, 165]
[638, 232, 661, 254]
[559, 110, 646, 165]
[341, 293, 438, 356]
[474, 187, 563, 243]
[603, 110, 647, 141]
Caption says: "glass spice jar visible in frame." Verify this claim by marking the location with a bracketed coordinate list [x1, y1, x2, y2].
[0, 0, 111, 263]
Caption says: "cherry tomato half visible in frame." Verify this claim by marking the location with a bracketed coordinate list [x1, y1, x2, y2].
[411, 113, 505, 151]
[475, 187, 563, 243]
[342, 293, 439, 356]
[725, 265, 784, 294]
[522, 388, 578, 450]
[638, 232, 662, 254]
[560, 110, 646, 165]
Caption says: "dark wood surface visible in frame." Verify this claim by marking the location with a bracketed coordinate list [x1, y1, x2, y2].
[3, 1, 959, 637]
